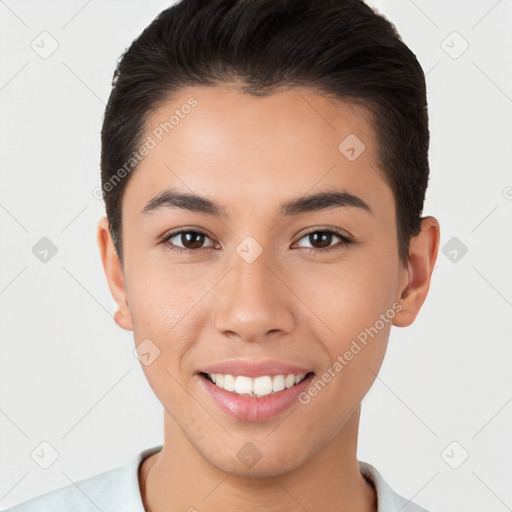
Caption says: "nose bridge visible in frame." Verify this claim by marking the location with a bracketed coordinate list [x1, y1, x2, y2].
[213, 240, 294, 341]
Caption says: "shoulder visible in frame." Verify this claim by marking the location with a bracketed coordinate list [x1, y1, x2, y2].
[358, 460, 431, 512]
[1, 464, 128, 512]
[2, 445, 163, 512]
[2, 468, 118, 512]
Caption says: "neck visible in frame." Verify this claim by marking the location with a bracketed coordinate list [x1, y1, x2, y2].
[140, 405, 376, 512]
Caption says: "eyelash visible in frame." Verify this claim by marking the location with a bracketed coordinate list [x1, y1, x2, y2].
[161, 228, 352, 255]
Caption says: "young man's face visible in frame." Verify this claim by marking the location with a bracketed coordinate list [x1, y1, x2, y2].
[99, 85, 437, 476]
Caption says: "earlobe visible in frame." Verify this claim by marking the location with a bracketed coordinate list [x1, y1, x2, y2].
[393, 216, 440, 328]
[114, 309, 131, 330]
[96, 216, 134, 332]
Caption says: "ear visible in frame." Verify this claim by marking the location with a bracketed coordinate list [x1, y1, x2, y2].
[96, 216, 133, 331]
[393, 216, 440, 327]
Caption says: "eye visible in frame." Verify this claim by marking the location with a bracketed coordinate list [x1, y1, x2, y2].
[293, 228, 352, 254]
[162, 228, 218, 253]
[161, 227, 352, 255]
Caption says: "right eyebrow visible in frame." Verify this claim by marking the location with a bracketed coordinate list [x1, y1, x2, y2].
[141, 188, 229, 218]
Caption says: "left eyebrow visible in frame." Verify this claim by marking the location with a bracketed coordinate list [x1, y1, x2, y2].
[280, 190, 373, 217]
[141, 187, 372, 218]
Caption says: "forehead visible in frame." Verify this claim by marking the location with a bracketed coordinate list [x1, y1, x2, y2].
[123, 85, 393, 220]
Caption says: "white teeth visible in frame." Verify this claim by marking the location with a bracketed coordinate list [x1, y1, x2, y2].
[253, 376, 273, 396]
[234, 376, 253, 395]
[223, 374, 236, 392]
[285, 374, 295, 388]
[206, 372, 309, 397]
[272, 375, 285, 392]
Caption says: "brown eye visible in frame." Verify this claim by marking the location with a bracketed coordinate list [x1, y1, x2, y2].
[163, 229, 216, 252]
[294, 229, 352, 253]
[179, 231, 206, 249]
[307, 231, 334, 249]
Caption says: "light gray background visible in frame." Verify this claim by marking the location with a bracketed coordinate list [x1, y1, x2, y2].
[1, 1, 511, 510]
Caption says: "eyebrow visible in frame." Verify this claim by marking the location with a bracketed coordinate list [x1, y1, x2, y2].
[141, 187, 373, 218]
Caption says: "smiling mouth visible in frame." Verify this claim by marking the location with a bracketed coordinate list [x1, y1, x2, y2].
[200, 371, 315, 398]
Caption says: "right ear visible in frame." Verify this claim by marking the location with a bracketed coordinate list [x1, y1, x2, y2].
[96, 216, 133, 331]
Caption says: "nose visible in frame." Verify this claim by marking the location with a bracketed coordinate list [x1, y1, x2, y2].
[213, 246, 295, 344]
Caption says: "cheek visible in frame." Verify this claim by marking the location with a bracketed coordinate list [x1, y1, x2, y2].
[291, 247, 398, 384]
[296, 281, 392, 420]
[129, 275, 201, 415]
[125, 261, 214, 401]
[125, 253, 205, 335]
[294, 252, 396, 339]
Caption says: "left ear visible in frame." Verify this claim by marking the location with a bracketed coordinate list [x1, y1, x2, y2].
[393, 216, 440, 327]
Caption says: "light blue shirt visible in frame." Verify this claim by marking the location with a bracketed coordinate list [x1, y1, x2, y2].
[2, 445, 430, 511]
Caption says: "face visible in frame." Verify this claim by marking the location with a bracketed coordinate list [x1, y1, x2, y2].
[102, 85, 416, 476]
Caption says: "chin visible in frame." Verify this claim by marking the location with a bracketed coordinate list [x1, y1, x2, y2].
[197, 438, 312, 478]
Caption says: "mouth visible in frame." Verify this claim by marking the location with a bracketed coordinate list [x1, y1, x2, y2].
[200, 371, 313, 397]
[197, 370, 316, 422]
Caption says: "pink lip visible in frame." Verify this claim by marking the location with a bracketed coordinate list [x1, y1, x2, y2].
[198, 372, 315, 422]
[197, 358, 312, 378]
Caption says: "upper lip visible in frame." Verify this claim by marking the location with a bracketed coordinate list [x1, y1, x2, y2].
[197, 358, 313, 378]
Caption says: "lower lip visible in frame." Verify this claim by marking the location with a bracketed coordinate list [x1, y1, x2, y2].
[198, 373, 315, 422]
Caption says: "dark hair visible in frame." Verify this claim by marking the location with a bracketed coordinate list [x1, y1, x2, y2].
[101, 0, 429, 267]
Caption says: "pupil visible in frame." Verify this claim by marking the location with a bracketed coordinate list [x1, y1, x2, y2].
[310, 232, 331, 248]
[184, 232, 204, 249]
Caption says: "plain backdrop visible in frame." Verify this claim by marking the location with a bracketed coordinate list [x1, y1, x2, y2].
[1, 1, 511, 510]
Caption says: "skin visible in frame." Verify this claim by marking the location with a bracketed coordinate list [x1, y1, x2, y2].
[97, 85, 440, 512]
